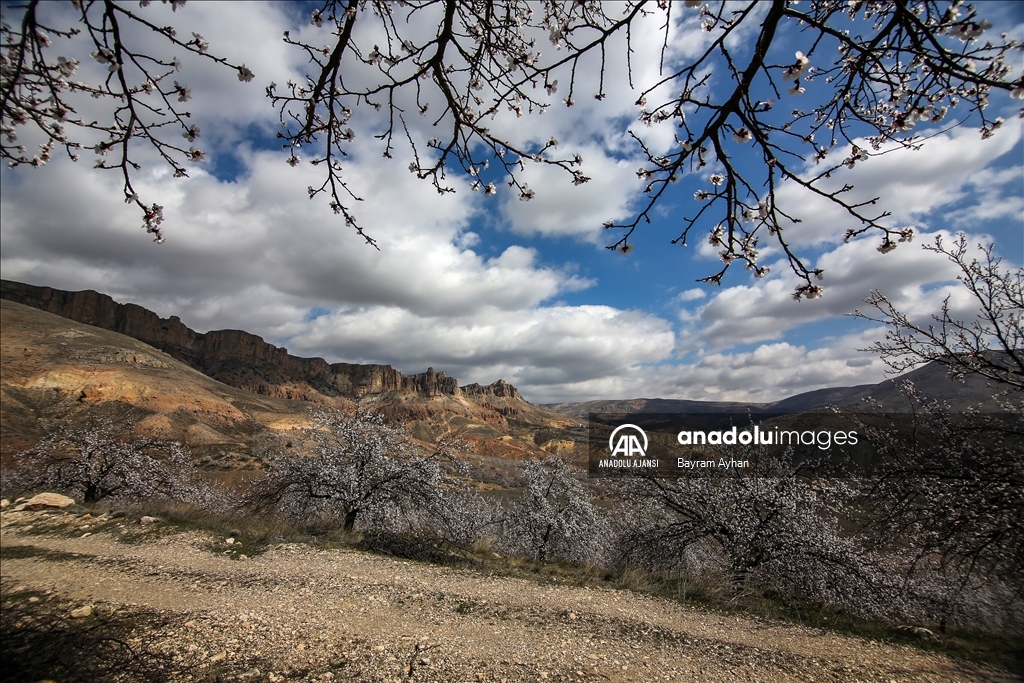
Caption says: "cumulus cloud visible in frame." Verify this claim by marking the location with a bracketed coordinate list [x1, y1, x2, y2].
[677, 288, 707, 302]
[0, 134, 678, 401]
[499, 146, 639, 238]
[771, 124, 1022, 249]
[1, 3, 1019, 405]
[646, 331, 890, 403]
[692, 230, 994, 348]
[290, 304, 676, 388]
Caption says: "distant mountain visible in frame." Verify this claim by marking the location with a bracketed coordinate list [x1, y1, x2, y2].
[543, 360, 1011, 419]
[0, 280, 572, 464]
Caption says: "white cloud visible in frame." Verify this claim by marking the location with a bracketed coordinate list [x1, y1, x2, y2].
[0, 141, 677, 401]
[677, 288, 707, 302]
[772, 124, 1022, 249]
[499, 145, 639, 238]
[528, 329, 891, 404]
[692, 230, 991, 348]
[290, 304, 676, 389]
[2, 2, 1019, 407]
[646, 331, 890, 403]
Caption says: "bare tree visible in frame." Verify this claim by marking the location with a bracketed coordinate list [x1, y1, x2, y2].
[3, 1, 1020, 293]
[855, 233, 1024, 390]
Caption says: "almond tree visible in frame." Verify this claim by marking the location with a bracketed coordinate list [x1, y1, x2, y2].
[850, 388, 1023, 590]
[3, 1, 1020, 294]
[246, 410, 461, 532]
[855, 233, 1023, 390]
[850, 237, 1023, 585]
[1, 0, 253, 242]
[503, 456, 607, 564]
[6, 418, 215, 507]
[614, 456, 895, 615]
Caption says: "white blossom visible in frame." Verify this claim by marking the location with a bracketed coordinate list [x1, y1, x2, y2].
[783, 51, 811, 81]
[173, 81, 191, 102]
[191, 32, 208, 53]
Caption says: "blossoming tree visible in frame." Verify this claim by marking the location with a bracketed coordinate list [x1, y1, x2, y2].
[2, 0, 1020, 295]
[246, 410, 463, 533]
[6, 418, 220, 508]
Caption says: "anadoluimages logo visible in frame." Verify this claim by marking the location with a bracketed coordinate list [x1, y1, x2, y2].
[608, 424, 648, 458]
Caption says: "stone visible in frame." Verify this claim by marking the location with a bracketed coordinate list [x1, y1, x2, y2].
[225, 537, 234, 545]
[0, 499, 9, 509]
[898, 625, 938, 641]
[24, 492, 75, 510]
[139, 516, 162, 525]
[70, 605, 93, 618]
[209, 651, 227, 663]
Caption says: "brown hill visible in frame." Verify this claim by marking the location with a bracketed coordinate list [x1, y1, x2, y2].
[0, 290, 576, 469]
[0, 299, 317, 463]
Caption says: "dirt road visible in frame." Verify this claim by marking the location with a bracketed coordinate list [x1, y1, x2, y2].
[0, 507, 1014, 682]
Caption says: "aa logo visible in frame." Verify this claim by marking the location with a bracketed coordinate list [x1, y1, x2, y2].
[608, 424, 648, 458]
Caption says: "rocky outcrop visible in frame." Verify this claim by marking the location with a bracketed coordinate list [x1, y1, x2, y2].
[462, 379, 522, 401]
[0, 280, 514, 404]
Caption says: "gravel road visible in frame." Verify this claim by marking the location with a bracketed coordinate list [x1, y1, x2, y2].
[1, 507, 1015, 682]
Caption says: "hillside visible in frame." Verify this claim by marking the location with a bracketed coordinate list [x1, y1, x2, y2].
[0, 280, 558, 426]
[0, 299, 316, 462]
[544, 362, 1010, 419]
[0, 299, 576, 470]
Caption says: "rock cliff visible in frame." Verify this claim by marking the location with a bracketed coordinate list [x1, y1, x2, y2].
[0, 280, 521, 405]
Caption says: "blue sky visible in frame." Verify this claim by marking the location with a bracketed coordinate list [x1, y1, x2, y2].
[2, 1, 1022, 403]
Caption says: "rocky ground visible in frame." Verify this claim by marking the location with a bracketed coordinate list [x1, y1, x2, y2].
[1, 505, 1016, 683]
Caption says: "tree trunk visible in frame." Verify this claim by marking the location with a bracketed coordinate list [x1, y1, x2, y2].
[83, 483, 99, 504]
[343, 509, 358, 533]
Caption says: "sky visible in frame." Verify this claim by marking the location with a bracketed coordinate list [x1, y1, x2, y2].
[2, 1, 1022, 404]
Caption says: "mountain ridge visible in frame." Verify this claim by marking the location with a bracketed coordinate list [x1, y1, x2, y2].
[0, 279, 521, 406]
[542, 362, 1006, 417]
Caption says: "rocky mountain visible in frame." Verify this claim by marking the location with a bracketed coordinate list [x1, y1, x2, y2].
[0, 282, 575, 470]
[0, 279, 528, 408]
